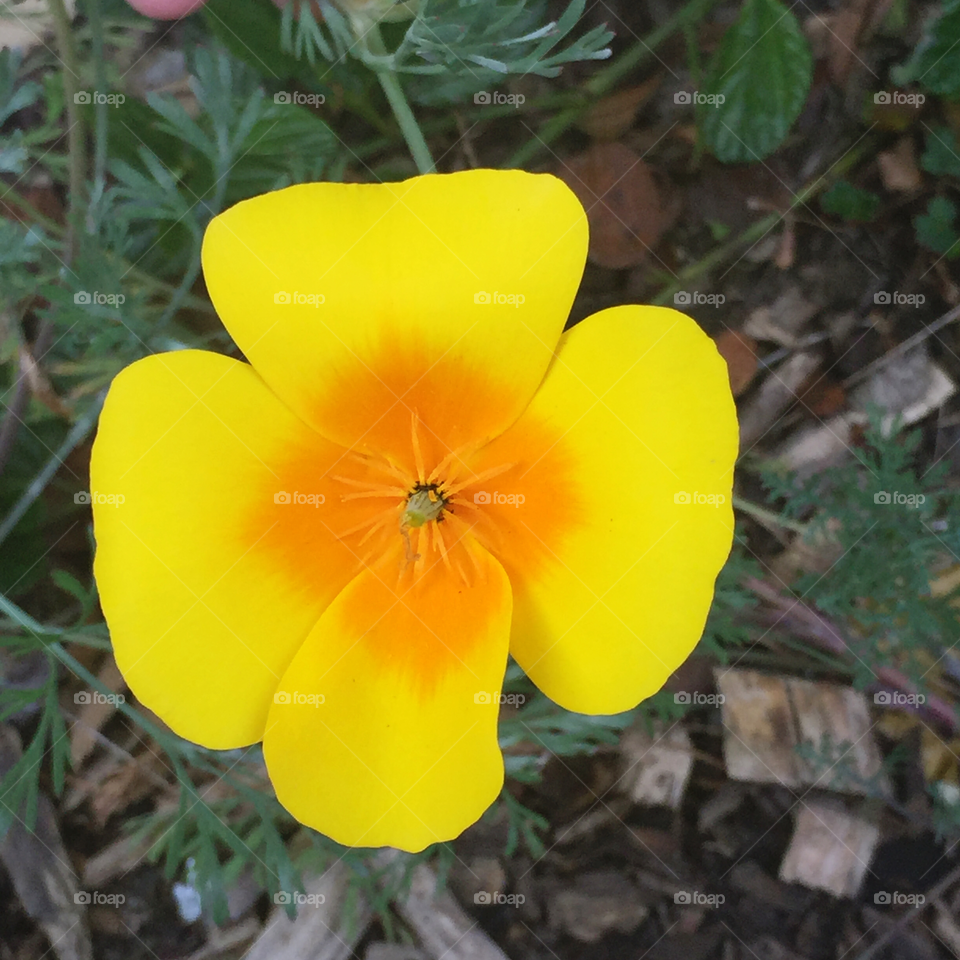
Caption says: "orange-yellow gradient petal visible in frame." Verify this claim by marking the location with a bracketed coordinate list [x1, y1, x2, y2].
[91, 351, 362, 748]
[263, 540, 512, 852]
[200, 170, 588, 456]
[474, 306, 738, 715]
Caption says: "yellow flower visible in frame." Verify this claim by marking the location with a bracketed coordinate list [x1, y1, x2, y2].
[90, 170, 736, 852]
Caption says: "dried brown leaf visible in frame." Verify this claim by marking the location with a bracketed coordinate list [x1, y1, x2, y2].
[714, 330, 758, 397]
[577, 75, 662, 141]
[557, 142, 664, 269]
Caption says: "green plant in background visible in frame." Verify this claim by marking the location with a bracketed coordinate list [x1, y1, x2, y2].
[893, 0, 960, 98]
[762, 410, 960, 699]
[915, 196, 960, 259]
[820, 180, 882, 222]
[698, 0, 812, 163]
[921, 126, 960, 179]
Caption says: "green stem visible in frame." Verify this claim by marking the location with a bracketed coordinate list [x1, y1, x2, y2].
[367, 26, 434, 174]
[86, 0, 108, 198]
[0, 593, 59, 636]
[375, 69, 435, 174]
[50, 641, 182, 756]
[0, 393, 106, 550]
[650, 136, 877, 306]
[47, 0, 85, 239]
[731, 495, 807, 535]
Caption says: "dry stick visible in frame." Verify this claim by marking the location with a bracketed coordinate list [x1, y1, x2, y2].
[843, 302, 960, 390]
[0, 0, 84, 479]
[854, 861, 960, 960]
[652, 135, 879, 307]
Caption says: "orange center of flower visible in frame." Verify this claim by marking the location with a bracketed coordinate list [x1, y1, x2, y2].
[241, 347, 581, 684]
[325, 409, 520, 588]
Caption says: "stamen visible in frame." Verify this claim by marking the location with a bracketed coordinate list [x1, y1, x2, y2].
[427, 441, 478, 487]
[345, 451, 409, 485]
[340, 487, 407, 501]
[410, 410, 426, 485]
[336, 504, 400, 540]
[431, 522, 451, 571]
[358, 510, 398, 546]
[445, 461, 515, 496]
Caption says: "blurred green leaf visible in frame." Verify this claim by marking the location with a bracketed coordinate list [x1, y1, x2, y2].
[893, 0, 960, 99]
[820, 180, 881, 221]
[202, 0, 308, 83]
[921, 125, 960, 177]
[699, 0, 812, 163]
[915, 195, 960, 258]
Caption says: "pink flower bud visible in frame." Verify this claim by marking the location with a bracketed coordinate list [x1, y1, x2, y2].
[125, 0, 208, 18]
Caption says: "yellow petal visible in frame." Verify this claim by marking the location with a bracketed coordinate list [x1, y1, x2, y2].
[263, 540, 511, 852]
[471, 305, 738, 714]
[201, 170, 587, 454]
[91, 351, 360, 748]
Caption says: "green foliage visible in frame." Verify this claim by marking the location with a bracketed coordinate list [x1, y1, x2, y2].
[696, 531, 763, 663]
[763, 409, 960, 697]
[280, 0, 613, 105]
[203, 0, 309, 83]
[893, 0, 960, 99]
[915, 195, 960, 258]
[498, 682, 636, 785]
[921, 125, 960, 178]
[0, 49, 42, 175]
[699, 0, 812, 163]
[820, 180, 882, 221]
[0, 655, 69, 837]
[931, 781, 960, 842]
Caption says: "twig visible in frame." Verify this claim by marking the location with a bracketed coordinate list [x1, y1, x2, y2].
[843, 303, 960, 390]
[651, 136, 878, 307]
